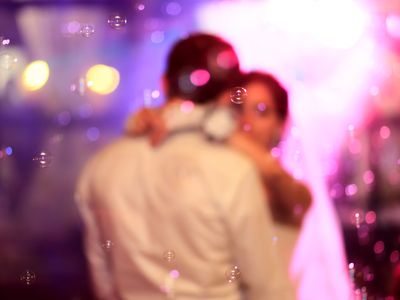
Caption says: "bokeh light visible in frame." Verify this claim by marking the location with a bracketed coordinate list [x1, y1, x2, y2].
[85, 64, 120, 95]
[21, 60, 50, 91]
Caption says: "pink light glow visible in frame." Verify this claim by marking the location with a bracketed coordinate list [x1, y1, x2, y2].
[197, 1, 372, 299]
[386, 14, 400, 39]
[180, 100, 194, 113]
[190, 69, 210, 87]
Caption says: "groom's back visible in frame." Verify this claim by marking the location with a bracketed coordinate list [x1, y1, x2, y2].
[77, 128, 289, 300]
[79, 131, 257, 299]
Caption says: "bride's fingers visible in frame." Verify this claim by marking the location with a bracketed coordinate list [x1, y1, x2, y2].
[125, 109, 153, 135]
[149, 115, 168, 146]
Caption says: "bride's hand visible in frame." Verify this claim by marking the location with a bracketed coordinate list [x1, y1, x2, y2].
[125, 108, 167, 146]
[228, 131, 281, 180]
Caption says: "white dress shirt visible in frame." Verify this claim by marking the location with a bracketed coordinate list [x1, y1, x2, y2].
[76, 103, 292, 300]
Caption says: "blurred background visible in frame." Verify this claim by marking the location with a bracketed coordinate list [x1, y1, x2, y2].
[0, 0, 399, 299]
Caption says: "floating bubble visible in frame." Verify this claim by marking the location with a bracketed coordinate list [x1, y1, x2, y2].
[225, 265, 241, 283]
[163, 250, 175, 262]
[20, 270, 36, 286]
[80, 24, 95, 38]
[102, 240, 114, 251]
[0, 52, 18, 70]
[230, 87, 247, 105]
[108, 14, 128, 30]
[0, 36, 10, 46]
[32, 151, 53, 168]
[70, 77, 91, 96]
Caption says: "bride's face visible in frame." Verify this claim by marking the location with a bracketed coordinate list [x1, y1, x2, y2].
[239, 81, 284, 149]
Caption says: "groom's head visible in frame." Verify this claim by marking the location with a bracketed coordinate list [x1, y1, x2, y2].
[164, 33, 240, 104]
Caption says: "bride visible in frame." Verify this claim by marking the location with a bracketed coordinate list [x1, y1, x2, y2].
[126, 71, 312, 296]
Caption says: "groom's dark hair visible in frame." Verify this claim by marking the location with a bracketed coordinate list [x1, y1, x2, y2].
[165, 33, 240, 104]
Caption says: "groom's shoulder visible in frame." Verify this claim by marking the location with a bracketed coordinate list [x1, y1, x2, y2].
[83, 136, 148, 170]
[201, 142, 257, 176]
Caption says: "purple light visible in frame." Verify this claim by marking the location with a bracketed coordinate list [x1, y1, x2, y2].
[166, 2, 182, 16]
[5, 146, 12, 156]
[86, 127, 100, 142]
[67, 21, 81, 34]
[57, 111, 72, 126]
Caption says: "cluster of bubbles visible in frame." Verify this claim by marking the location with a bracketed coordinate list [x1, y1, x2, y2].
[32, 151, 53, 168]
[230, 87, 247, 104]
[225, 265, 241, 283]
[79, 24, 95, 38]
[20, 270, 36, 286]
[70, 77, 92, 96]
[62, 13, 128, 38]
[163, 250, 176, 263]
[102, 240, 114, 251]
[108, 14, 128, 30]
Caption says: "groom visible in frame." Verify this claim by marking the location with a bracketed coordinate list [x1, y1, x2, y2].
[76, 33, 292, 300]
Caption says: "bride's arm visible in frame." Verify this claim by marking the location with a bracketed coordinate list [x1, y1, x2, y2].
[228, 131, 312, 227]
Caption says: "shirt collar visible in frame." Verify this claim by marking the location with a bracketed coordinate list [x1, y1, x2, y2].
[162, 101, 213, 133]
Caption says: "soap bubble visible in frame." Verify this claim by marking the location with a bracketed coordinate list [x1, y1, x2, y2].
[225, 265, 241, 283]
[102, 240, 114, 251]
[108, 14, 127, 30]
[80, 24, 95, 37]
[230, 87, 247, 104]
[163, 250, 175, 262]
[20, 270, 36, 286]
[32, 151, 53, 168]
